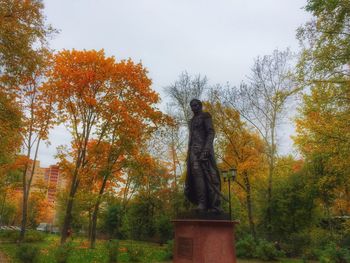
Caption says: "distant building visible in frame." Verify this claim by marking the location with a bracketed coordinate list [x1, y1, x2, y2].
[45, 165, 60, 203]
[27, 161, 66, 204]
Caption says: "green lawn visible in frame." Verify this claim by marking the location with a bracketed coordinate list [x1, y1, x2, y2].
[0, 234, 316, 263]
[0, 234, 170, 263]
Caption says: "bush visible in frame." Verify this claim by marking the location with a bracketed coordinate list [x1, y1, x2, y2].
[165, 240, 174, 260]
[317, 242, 350, 263]
[283, 231, 311, 256]
[236, 235, 284, 261]
[126, 244, 145, 262]
[255, 239, 284, 261]
[0, 230, 19, 242]
[24, 230, 45, 242]
[0, 230, 45, 243]
[16, 244, 39, 263]
[156, 216, 173, 244]
[236, 235, 256, 258]
[106, 240, 119, 263]
[55, 242, 73, 263]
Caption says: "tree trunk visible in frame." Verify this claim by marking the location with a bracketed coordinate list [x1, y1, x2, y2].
[20, 137, 41, 242]
[0, 191, 7, 225]
[87, 210, 92, 240]
[19, 181, 28, 242]
[61, 179, 78, 244]
[90, 173, 108, 249]
[90, 200, 101, 249]
[243, 171, 256, 239]
[266, 124, 276, 237]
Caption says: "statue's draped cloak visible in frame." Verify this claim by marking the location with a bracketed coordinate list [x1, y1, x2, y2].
[185, 112, 221, 206]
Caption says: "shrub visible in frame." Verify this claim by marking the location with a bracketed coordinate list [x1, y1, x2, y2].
[156, 216, 173, 244]
[16, 244, 39, 263]
[317, 242, 350, 263]
[236, 235, 285, 261]
[0, 230, 45, 243]
[24, 230, 45, 242]
[236, 235, 256, 258]
[284, 231, 311, 256]
[255, 239, 284, 261]
[106, 240, 119, 263]
[55, 242, 73, 263]
[0, 230, 19, 242]
[126, 244, 145, 262]
[165, 239, 174, 260]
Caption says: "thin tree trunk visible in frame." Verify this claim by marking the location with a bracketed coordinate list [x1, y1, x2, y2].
[20, 137, 41, 242]
[0, 191, 7, 225]
[61, 178, 78, 244]
[20, 181, 28, 241]
[90, 173, 109, 249]
[243, 171, 256, 239]
[88, 210, 92, 240]
[266, 123, 276, 236]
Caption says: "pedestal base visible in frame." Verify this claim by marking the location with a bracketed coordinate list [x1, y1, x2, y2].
[173, 219, 238, 263]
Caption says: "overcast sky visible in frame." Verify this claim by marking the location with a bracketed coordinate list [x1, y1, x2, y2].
[39, 0, 312, 166]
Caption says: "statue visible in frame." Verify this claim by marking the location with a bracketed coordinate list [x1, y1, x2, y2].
[185, 99, 222, 213]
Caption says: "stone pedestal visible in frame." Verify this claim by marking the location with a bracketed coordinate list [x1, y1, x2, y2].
[173, 219, 238, 263]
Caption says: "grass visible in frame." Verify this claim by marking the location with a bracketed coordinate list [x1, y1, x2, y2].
[0, 233, 316, 263]
[0, 234, 170, 263]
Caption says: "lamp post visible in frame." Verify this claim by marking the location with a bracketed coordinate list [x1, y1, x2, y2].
[222, 168, 237, 220]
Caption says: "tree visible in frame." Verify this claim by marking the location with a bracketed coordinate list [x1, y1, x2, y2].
[125, 154, 172, 242]
[164, 71, 207, 126]
[1, 0, 57, 241]
[89, 98, 169, 248]
[45, 49, 168, 244]
[267, 158, 318, 244]
[19, 60, 56, 241]
[297, 0, 350, 82]
[220, 49, 297, 231]
[205, 100, 266, 238]
[0, 91, 22, 174]
[294, 82, 350, 216]
[0, 0, 56, 82]
[295, 0, 350, 217]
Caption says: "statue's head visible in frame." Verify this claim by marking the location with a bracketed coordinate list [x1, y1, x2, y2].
[190, 99, 202, 114]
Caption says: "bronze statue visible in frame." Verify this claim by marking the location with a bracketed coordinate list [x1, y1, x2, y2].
[185, 99, 222, 213]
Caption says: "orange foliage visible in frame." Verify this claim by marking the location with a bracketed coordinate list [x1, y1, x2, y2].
[44, 50, 171, 242]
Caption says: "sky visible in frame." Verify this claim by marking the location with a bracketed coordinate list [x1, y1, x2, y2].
[39, 0, 312, 166]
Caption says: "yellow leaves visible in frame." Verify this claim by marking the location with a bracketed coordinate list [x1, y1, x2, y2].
[294, 82, 350, 173]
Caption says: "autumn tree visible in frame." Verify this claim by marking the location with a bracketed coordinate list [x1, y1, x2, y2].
[294, 82, 350, 217]
[89, 92, 169, 248]
[0, 91, 22, 174]
[0, 93, 21, 225]
[45, 49, 168, 244]
[219, 49, 297, 230]
[205, 100, 266, 238]
[19, 61, 57, 241]
[0, 0, 56, 86]
[1, 50, 56, 242]
[297, 0, 350, 83]
[295, 0, 350, 217]
[1, 0, 57, 241]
